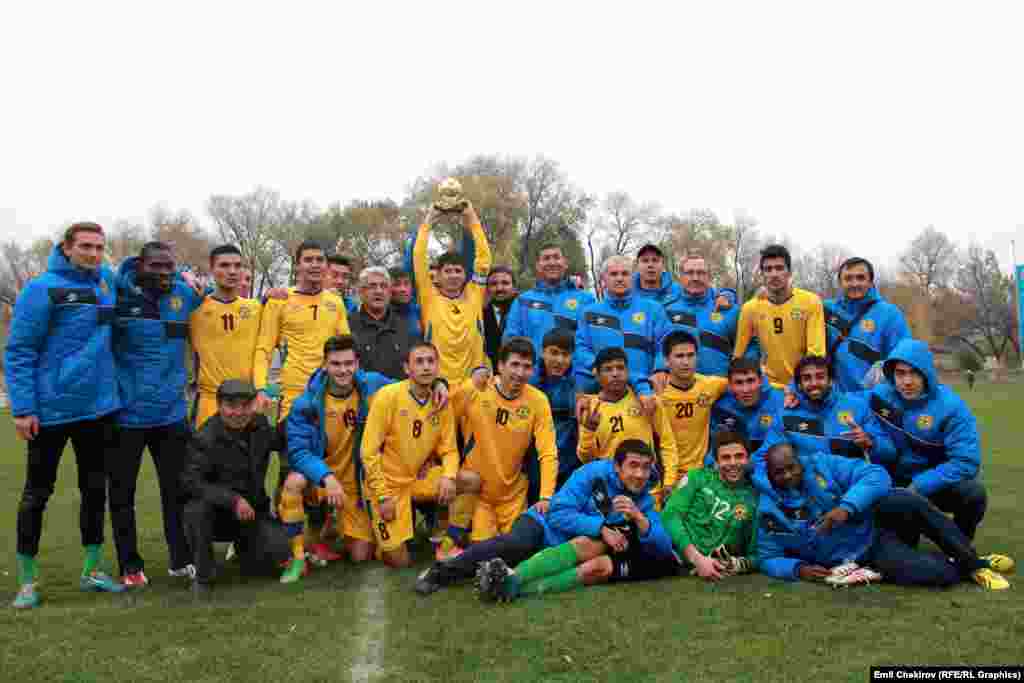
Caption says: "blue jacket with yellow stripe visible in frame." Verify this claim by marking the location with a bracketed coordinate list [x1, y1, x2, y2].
[704, 377, 786, 467]
[573, 292, 671, 396]
[824, 288, 911, 391]
[113, 257, 204, 428]
[503, 278, 596, 375]
[780, 381, 895, 463]
[662, 286, 760, 377]
[4, 247, 121, 426]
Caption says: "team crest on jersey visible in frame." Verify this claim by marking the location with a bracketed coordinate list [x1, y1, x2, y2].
[790, 309, 805, 322]
[759, 414, 773, 428]
[816, 474, 828, 490]
[710, 312, 723, 323]
[429, 414, 440, 427]
[628, 406, 643, 418]
[632, 312, 645, 324]
[238, 305, 252, 320]
[837, 410, 853, 426]
[169, 296, 183, 312]
[733, 504, 749, 521]
[516, 406, 530, 419]
[860, 319, 876, 333]
[916, 414, 934, 430]
[325, 300, 337, 313]
[565, 299, 578, 311]
[99, 280, 109, 296]
[696, 393, 711, 408]
[481, 400, 492, 409]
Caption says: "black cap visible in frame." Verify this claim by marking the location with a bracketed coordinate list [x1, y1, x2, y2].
[217, 379, 258, 401]
[637, 243, 664, 259]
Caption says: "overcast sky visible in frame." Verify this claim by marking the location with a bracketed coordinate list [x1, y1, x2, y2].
[2, 2, 1022, 270]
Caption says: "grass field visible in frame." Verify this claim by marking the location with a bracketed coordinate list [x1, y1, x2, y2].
[0, 380, 1021, 683]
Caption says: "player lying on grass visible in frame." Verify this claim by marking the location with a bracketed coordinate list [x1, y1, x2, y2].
[662, 430, 758, 581]
[756, 443, 1013, 589]
[474, 440, 677, 603]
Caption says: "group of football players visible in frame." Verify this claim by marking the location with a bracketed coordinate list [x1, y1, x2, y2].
[4, 202, 1013, 609]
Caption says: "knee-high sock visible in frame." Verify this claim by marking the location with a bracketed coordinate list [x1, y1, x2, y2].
[447, 493, 478, 541]
[279, 489, 306, 560]
[514, 542, 579, 585]
[520, 566, 582, 597]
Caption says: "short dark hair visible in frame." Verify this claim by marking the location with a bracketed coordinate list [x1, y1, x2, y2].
[537, 243, 563, 258]
[435, 252, 465, 270]
[140, 241, 172, 261]
[294, 240, 324, 263]
[388, 267, 411, 282]
[838, 256, 875, 282]
[760, 244, 791, 271]
[712, 430, 750, 460]
[542, 329, 574, 354]
[794, 354, 831, 382]
[323, 335, 358, 358]
[614, 439, 655, 465]
[327, 255, 351, 268]
[488, 265, 516, 286]
[765, 441, 794, 463]
[63, 221, 104, 247]
[727, 357, 762, 380]
[209, 244, 242, 267]
[663, 330, 698, 358]
[497, 337, 535, 367]
[593, 346, 628, 372]
[407, 340, 439, 361]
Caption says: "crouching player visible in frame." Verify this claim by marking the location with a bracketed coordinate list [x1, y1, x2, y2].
[360, 342, 479, 568]
[756, 443, 1012, 589]
[663, 430, 758, 581]
[476, 440, 677, 602]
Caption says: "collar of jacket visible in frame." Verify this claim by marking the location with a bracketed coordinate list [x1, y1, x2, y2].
[48, 246, 102, 283]
[536, 278, 573, 294]
[681, 287, 715, 307]
[604, 291, 633, 309]
[836, 287, 881, 315]
[357, 305, 397, 328]
[791, 381, 838, 412]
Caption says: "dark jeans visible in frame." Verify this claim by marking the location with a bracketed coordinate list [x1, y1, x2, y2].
[16, 415, 115, 557]
[107, 421, 191, 574]
[183, 500, 291, 584]
[928, 480, 987, 540]
[869, 489, 986, 587]
[439, 514, 547, 584]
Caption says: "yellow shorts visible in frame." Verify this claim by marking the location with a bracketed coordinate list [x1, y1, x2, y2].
[304, 485, 373, 542]
[368, 466, 442, 552]
[470, 476, 528, 543]
[193, 392, 219, 431]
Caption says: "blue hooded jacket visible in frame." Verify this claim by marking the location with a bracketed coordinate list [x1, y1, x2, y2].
[573, 291, 671, 396]
[503, 278, 596, 379]
[662, 286, 759, 377]
[531, 364, 580, 482]
[867, 339, 981, 496]
[4, 247, 120, 426]
[632, 271, 683, 306]
[824, 288, 911, 391]
[285, 367, 394, 488]
[755, 452, 891, 580]
[528, 459, 673, 558]
[704, 377, 786, 467]
[392, 300, 423, 340]
[780, 379, 895, 463]
[113, 257, 205, 428]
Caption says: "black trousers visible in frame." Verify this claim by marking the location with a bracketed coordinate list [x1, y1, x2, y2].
[440, 514, 547, 584]
[107, 421, 191, 574]
[927, 480, 987, 541]
[16, 415, 115, 557]
[183, 500, 291, 584]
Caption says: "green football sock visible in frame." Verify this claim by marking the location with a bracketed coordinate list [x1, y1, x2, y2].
[520, 566, 583, 597]
[514, 542, 579, 585]
[82, 545, 102, 576]
[16, 553, 38, 585]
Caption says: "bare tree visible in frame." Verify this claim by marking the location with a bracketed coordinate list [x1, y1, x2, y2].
[730, 212, 760, 300]
[207, 187, 292, 297]
[599, 191, 661, 257]
[948, 245, 1018, 364]
[900, 225, 959, 294]
[0, 238, 52, 306]
[795, 243, 854, 300]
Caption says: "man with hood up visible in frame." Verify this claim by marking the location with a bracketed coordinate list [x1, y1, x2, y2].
[824, 257, 911, 392]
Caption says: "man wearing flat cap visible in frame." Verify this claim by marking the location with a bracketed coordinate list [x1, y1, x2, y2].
[181, 379, 292, 599]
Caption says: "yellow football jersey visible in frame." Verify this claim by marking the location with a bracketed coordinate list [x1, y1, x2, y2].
[661, 375, 729, 478]
[452, 378, 558, 503]
[734, 288, 825, 387]
[189, 296, 262, 394]
[254, 290, 350, 394]
[413, 221, 491, 382]
[577, 389, 681, 488]
[323, 392, 361, 489]
[360, 381, 459, 500]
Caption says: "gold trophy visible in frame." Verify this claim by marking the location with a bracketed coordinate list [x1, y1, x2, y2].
[433, 177, 469, 214]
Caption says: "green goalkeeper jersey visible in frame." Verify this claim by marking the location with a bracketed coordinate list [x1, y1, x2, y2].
[662, 468, 759, 563]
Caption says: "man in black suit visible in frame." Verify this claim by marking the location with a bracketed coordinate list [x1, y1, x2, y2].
[483, 265, 518, 368]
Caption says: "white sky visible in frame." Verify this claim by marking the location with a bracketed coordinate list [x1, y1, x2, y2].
[2, 2, 1023, 270]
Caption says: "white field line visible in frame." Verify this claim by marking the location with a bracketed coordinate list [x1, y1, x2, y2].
[350, 567, 388, 683]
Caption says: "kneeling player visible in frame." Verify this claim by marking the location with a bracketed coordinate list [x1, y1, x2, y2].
[663, 430, 758, 581]
[360, 342, 479, 568]
[476, 440, 676, 602]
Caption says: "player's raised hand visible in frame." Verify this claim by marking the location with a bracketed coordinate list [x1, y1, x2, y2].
[437, 476, 457, 505]
[841, 420, 873, 450]
[471, 367, 492, 391]
[430, 380, 449, 412]
[234, 496, 256, 522]
[531, 499, 550, 516]
[783, 386, 799, 409]
[649, 371, 669, 395]
[379, 497, 397, 522]
[637, 394, 657, 421]
[612, 494, 640, 521]
[815, 506, 851, 535]
[600, 526, 628, 553]
[582, 399, 602, 431]
[181, 269, 204, 295]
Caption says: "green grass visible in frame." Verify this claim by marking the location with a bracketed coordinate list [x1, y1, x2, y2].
[1, 380, 1022, 682]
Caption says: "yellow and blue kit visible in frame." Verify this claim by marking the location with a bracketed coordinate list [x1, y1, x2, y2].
[660, 375, 729, 480]
[734, 288, 825, 387]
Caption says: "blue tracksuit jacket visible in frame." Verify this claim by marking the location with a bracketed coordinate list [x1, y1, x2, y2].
[704, 377, 786, 467]
[532, 367, 580, 482]
[285, 368, 393, 487]
[824, 288, 911, 391]
[662, 286, 760, 377]
[573, 292, 671, 396]
[503, 278, 596, 378]
[113, 257, 204, 428]
[868, 339, 981, 497]
[755, 453, 892, 580]
[780, 382, 895, 463]
[528, 459, 673, 558]
[4, 247, 120, 426]
[632, 271, 683, 306]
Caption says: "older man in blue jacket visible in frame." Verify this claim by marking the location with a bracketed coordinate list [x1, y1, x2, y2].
[6, 223, 126, 608]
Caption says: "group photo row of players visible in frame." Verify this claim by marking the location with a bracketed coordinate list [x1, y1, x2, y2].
[4, 198, 1013, 610]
